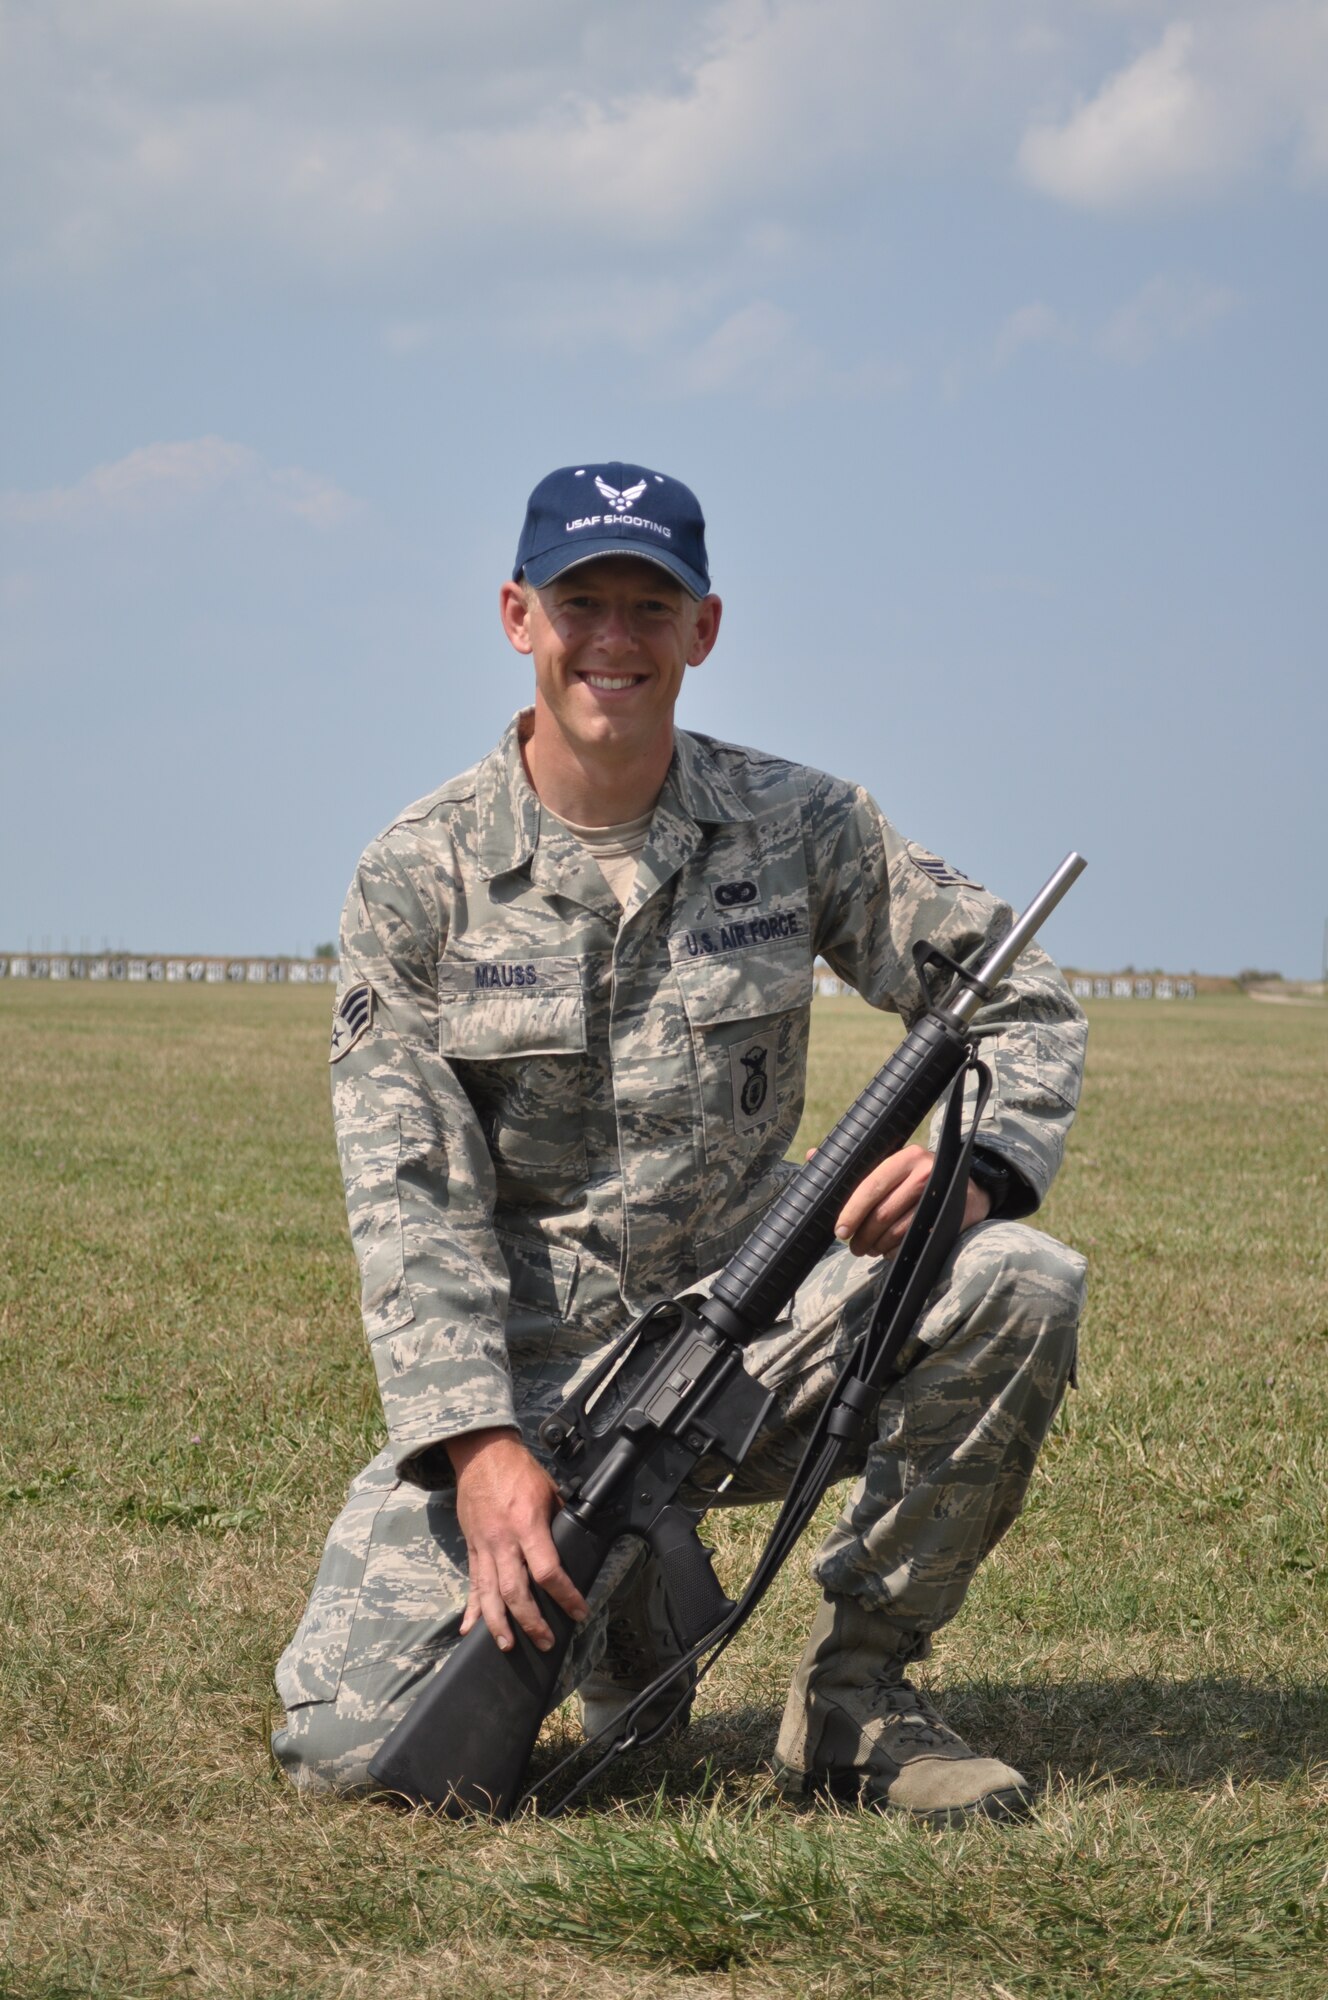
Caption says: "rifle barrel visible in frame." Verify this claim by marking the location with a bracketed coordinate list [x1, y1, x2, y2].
[947, 852, 1086, 1026]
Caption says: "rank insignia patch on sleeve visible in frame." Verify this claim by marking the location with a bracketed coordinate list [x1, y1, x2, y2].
[906, 844, 982, 891]
[329, 982, 374, 1062]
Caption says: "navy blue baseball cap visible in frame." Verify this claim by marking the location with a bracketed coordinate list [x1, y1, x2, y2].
[514, 461, 711, 598]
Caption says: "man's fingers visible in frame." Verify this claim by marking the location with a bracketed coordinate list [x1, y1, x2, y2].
[837, 1148, 934, 1254]
[851, 1211, 911, 1256]
[834, 1149, 918, 1241]
[461, 1564, 555, 1654]
[860, 1176, 926, 1246]
[526, 1532, 590, 1625]
[477, 1585, 519, 1652]
[494, 1554, 556, 1651]
[452, 1434, 580, 1650]
[452, 1437, 592, 1651]
[467, 1551, 517, 1652]
[465, 1529, 590, 1654]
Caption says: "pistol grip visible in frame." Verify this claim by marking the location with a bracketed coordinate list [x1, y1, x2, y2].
[648, 1503, 734, 1648]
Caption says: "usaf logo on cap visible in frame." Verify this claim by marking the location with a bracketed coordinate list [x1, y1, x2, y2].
[595, 475, 648, 513]
[329, 982, 374, 1062]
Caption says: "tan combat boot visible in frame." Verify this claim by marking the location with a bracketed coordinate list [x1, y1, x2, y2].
[771, 1594, 1034, 1824]
[577, 1556, 696, 1746]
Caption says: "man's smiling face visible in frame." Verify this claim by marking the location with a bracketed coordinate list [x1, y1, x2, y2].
[500, 556, 721, 769]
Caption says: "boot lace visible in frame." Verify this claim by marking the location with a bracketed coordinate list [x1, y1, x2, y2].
[868, 1677, 953, 1752]
[598, 1617, 654, 1684]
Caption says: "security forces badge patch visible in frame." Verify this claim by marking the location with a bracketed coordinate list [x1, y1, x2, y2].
[329, 982, 374, 1062]
[730, 1034, 778, 1134]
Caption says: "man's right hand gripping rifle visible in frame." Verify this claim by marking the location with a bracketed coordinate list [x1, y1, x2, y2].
[448, 1424, 592, 1659]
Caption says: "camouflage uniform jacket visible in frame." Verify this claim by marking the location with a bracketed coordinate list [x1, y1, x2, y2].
[331, 713, 1086, 1486]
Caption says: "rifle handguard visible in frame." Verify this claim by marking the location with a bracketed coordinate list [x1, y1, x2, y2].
[704, 1012, 968, 1336]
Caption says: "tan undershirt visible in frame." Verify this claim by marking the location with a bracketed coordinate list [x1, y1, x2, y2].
[545, 805, 653, 908]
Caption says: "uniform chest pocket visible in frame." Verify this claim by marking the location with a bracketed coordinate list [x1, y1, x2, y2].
[438, 955, 589, 1195]
[672, 931, 813, 1165]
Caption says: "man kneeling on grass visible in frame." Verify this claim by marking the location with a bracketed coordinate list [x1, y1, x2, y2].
[273, 461, 1087, 1823]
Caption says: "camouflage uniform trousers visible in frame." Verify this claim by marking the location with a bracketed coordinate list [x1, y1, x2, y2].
[272, 1219, 1086, 1792]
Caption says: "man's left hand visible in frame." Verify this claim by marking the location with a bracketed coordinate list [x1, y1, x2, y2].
[830, 1143, 991, 1257]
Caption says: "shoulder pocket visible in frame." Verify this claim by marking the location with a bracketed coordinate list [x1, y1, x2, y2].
[438, 954, 586, 1059]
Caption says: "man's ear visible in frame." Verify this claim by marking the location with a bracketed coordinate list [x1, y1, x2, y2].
[686, 594, 722, 667]
[499, 580, 535, 656]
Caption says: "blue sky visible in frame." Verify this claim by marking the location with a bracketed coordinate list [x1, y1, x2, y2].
[3, 0, 1325, 975]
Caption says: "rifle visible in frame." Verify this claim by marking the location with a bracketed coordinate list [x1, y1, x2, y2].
[368, 852, 1086, 1816]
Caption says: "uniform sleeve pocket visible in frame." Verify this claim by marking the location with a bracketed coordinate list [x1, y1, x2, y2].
[1034, 1021, 1087, 1113]
[979, 1022, 1086, 1117]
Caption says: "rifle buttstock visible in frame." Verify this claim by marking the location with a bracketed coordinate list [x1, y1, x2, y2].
[367, 1507, 608, 1817]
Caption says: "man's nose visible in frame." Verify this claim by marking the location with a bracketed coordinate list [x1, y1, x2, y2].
[595, 603, 636, 650]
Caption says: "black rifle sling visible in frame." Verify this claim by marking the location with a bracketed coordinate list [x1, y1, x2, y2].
[682, 1053, 995, 1640]
[835, 1051, 994, 1428]
[530, 1055, 993, 1817]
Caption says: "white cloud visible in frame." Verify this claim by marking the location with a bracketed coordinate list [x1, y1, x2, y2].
[0, 1, 1080, 290]
[666, 300, 907, 402]
[1018, 24, 1232, 208]
[994, 301, 1073, 365]
[669, 302, 818, 398]
[1018, 9, 1328, 211]
[381, 320, 440, 356]
[2, 1, 1325, 305]
[1095, 272, 1237, 361]
[953, 274, 1232, 391]
[0, 438, 358, 528]
[0, 0, 873, 282]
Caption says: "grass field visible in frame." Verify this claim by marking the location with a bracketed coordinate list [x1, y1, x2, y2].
[1, 984, 1325, 1999]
